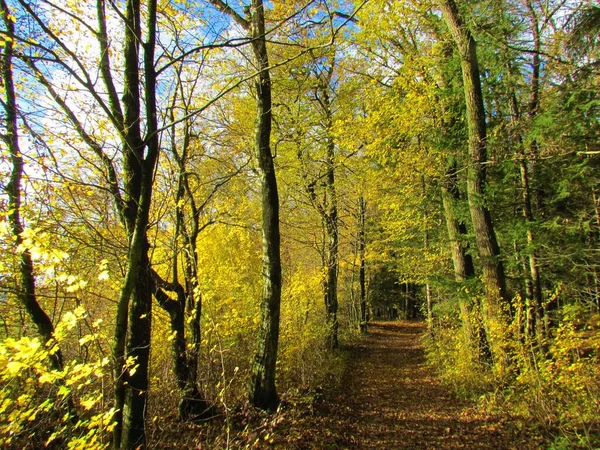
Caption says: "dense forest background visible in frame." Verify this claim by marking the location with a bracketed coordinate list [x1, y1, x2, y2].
[1, 0, 599, 448]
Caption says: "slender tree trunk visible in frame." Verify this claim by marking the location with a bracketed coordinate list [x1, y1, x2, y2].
[206, 0, 282, 412]
[441, 162, 475, 282]
[322, 87, 339, 350]
[248, 0, 282, 410]
[358, 197, 368, 334]
[112, 0, 144, 443]
[524, 2, 544, 339]
[506, 2, 543, 341]
[438, 0, 508, 361]
[441, 160, 483, 352]
[593, 190, 600, 312]
[161, 104, 212, 421]
[422, 176, 434, 332]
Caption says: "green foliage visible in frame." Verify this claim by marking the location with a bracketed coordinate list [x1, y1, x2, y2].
[0, 308, 115, 449]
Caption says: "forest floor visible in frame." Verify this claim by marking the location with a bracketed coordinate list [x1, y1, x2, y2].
[273, 321, 545, 450]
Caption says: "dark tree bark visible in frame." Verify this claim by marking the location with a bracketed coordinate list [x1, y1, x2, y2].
[358, 197, 368, 334]
[247, 0, 282, 410]
[438, 0, 509, 355]
[113, 0, 160, 447]
[207, 0, 282, 410]
[151, 113, 214, 417]
[14, 0, 180, 445]
[311, 69, 340, 349]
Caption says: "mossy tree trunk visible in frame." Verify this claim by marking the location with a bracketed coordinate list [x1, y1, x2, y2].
[208, 0, 282, 410]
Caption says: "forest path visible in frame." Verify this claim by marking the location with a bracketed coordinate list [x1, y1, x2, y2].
[281, 321, 542, 450]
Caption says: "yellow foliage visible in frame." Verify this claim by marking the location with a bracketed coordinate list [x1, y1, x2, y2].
[278, 267, 348, 391]
[427, 298, 600, 448]
[0, 311, 115, 449]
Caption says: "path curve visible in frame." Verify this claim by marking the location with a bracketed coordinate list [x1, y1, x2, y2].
[282, 321, 542, 449]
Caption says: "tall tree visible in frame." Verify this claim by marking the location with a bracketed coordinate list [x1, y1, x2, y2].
[14, 0, 161, 445]
[437, 0, 509, 357]
[294, 53, 341, 349]
[207, 0, 282, 409]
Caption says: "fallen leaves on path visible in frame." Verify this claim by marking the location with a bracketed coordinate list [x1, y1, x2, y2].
[275, 321, 544, 450]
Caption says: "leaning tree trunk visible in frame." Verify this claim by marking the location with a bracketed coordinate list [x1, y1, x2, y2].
[438, 0, 508, 363]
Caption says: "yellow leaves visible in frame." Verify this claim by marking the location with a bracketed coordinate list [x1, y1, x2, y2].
[0, 398, 12, 415]
[80, 397, 98, 410]
[167, 330, 178, 342]
[0, 307, 114, 447]
[16, 394, 30, 407]
[12, 227, 95, 294]
[6, 361, 24, 375]
[17, 228, 69, 263]
[78, 334, 96, 346]
[58, 385, 71, 398]
[0, 220, 9, 237]
[66, 279, 88, 293]
[61, 308, 83, 330]
[125, 356, 139, 377]
[98, 259, 110, 281]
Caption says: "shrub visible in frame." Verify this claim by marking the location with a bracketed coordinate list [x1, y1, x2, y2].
[0, 307, 115, 449]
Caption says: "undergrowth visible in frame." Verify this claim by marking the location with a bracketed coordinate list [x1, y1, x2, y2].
[426, 299, 600, 449]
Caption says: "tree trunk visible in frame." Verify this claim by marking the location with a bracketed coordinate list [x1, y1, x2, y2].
[359, 197, 368, 334]
[120, 249, 153, 450]
[206, 0, 282, 413]
[247, 0, 282, 410]
[438, 0, 508, 361]
[441, 161, 492, 360]
[322, 86, 339, 350]
[115, 0, 160, 447]
[441, 161, 475, 282]
[160, 102, 213, 421]
[505, 2, 543, 341]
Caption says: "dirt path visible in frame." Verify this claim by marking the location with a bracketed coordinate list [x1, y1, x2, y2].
[281, 321, 543, 450]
